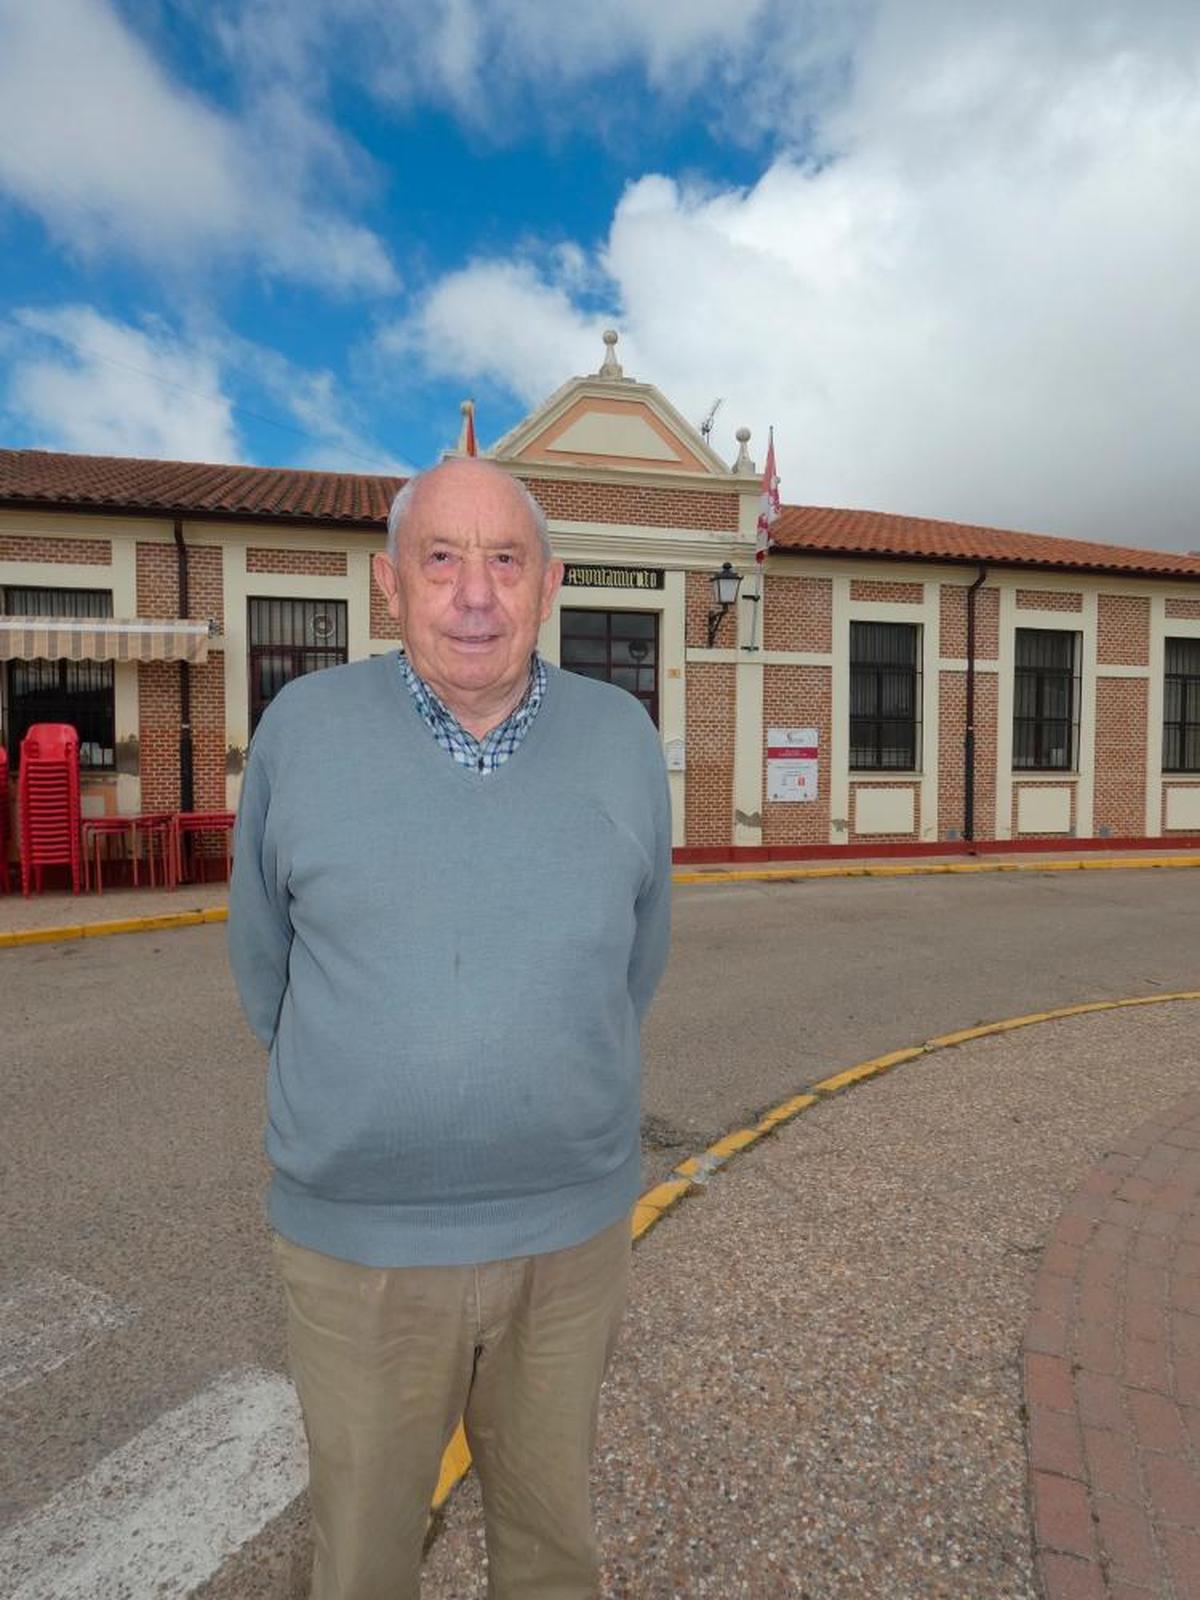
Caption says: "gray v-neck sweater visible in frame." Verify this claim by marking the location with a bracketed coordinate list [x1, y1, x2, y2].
[228, 653, 672, 1267]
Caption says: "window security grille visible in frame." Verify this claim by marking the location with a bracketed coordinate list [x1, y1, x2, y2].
[1013, 629, 1080, 771]
[1164, 637, 1200, 773]
[2, 587, 115, 768]
[248, 598, 349, 732]
[849, 621, 921, 770]
[559, 609, 659, 725]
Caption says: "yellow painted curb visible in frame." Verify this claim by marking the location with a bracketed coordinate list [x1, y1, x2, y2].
[3, 853, 1198, 946]
[673, 854, 1200, 886]
[0, 905, 228, 948]
[429, 987, 1200, 1516]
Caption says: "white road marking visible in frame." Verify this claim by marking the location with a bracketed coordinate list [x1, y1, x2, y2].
[0, 1367, 307, 1600]
[0, 1271, 132, 1394]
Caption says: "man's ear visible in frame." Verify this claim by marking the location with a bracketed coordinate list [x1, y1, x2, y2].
[372, 551, 403, 621]
[540, 558, 565, 622]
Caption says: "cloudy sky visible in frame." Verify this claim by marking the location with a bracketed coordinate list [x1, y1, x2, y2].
[1, 0, 1197, 548]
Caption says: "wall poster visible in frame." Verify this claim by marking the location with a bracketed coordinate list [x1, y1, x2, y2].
[767, 727, 819, 802]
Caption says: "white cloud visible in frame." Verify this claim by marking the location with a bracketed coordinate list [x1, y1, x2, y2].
[389, 0, 1200, 550]
[214, 0, 857, 133]
[3, 307, 409, 472]
[0, 0, 395, 293]
[5, 308, 241, 461]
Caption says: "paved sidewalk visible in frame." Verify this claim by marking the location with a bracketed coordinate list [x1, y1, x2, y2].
[1026, 1094, 1200, 1599]
[3, 846, 1199, 938]
[413, 1001, 1200, 1600]
[0, 879, 227, 934]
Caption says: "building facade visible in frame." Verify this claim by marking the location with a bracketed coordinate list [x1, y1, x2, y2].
[3, 341, 1200, 860]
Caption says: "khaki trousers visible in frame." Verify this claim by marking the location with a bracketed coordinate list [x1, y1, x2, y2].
[273, 1217, 631, 1600]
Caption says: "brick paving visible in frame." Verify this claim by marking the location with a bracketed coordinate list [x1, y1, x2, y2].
[1025, 1092, 1200, 1600]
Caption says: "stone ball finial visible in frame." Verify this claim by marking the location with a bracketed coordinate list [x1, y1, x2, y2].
[733, 426, 755, 476]
[598, 327, 624, 379]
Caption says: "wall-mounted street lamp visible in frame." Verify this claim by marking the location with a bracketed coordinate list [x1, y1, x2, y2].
[707, 562, 743, 647]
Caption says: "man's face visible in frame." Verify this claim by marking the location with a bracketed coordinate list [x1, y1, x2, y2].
[372, 462, 563, 712]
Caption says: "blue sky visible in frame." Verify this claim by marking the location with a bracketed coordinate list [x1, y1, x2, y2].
[2, 0, 1199, 549]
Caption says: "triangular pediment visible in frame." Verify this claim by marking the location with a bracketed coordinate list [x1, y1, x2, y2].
[488, 366, 735, 478]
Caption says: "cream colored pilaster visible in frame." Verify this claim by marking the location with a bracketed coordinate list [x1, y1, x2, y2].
[733, 661, 764, 844]
[995, 584, 1016, 838]
[1146, 595, 1165, 836]
[660, 570, 687, 848]
[109, 534, 142, 811]
[830, 575, 851, 841]
[1076, 591, 1098, 837]
[347, 550, 372, 662]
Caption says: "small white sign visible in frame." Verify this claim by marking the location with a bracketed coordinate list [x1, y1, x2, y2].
[664, 738, 686, 771]
[767, 726, 819, 802]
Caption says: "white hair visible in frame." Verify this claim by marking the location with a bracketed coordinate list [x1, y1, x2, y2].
[385, 463, 552, 563]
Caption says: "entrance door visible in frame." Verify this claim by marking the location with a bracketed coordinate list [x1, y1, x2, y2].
[559, 609, 659, 725]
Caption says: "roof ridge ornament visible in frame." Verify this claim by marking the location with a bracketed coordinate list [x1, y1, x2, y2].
[733, 426, 756, 476]
[598, 328, 625, 381]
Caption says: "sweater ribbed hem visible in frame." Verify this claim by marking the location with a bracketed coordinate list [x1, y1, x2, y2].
[267, 1146, 643, 1268]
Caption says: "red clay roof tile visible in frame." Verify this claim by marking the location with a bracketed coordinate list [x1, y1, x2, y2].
[0, 448, 403, 526]
[772, 503, 1200, 579]
[2, 448, 1198, 580]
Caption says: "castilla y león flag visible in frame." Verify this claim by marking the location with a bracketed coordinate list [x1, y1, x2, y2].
[755, 427, 780, 564]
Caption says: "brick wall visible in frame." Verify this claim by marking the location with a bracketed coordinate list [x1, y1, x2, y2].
[136, 655, 226, 814]
[1016, 589, 1083, 611]
[0, 533, 111, 564]
[136, 542, 223, 624]
[191, 653, 227, 812]
[939, 584, 1000, 659]
[938, 669, 999, 840]
[686, 571, 735, 648]
[523, 478, 739, 531]
[1166, 598, 1200, 620]
[761, 665, 831, 845]
[247, 548, 348, 577]
[1093, 678, 1148, 836]
[685, 663, 736, 845]
[1097, 594, 1150, 666]
[135, 541, 226, 811]
[850, 579, 923, 604]
[763, 576, 832, 652]
[188, 546, 224, 628]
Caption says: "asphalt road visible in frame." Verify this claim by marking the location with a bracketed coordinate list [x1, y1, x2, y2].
[1, 868, 1197, 1594]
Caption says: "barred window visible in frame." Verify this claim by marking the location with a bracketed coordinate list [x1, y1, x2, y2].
[1013, 629, 1080, 771]
[1164, 637, 1200, 773]
[248, 598, 348, 732]
[850, 622, 921, 770]
[2, 587, 115, 768]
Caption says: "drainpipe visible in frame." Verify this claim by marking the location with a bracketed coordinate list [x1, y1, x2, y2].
[173, 519, 195, 814]
[964, 564, 988, 844]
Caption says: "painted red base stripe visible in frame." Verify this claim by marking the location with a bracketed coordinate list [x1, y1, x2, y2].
[672, 834, 1200, 865]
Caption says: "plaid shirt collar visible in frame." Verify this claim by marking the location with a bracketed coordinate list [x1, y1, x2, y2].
[397, 649, 546, 775]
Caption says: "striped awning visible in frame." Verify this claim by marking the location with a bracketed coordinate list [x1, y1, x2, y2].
[0, 617, 212, 663]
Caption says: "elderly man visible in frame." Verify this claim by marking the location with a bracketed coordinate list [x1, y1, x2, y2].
[228, 457, 672, 1600]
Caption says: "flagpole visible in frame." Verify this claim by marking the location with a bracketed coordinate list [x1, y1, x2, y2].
[746, 426, 778, 653]
[747, 558, 765, 652]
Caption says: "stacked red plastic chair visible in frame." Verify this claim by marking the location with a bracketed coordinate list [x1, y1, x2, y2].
[0, 746, 11, 894]
[18, 723, 82, 897]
